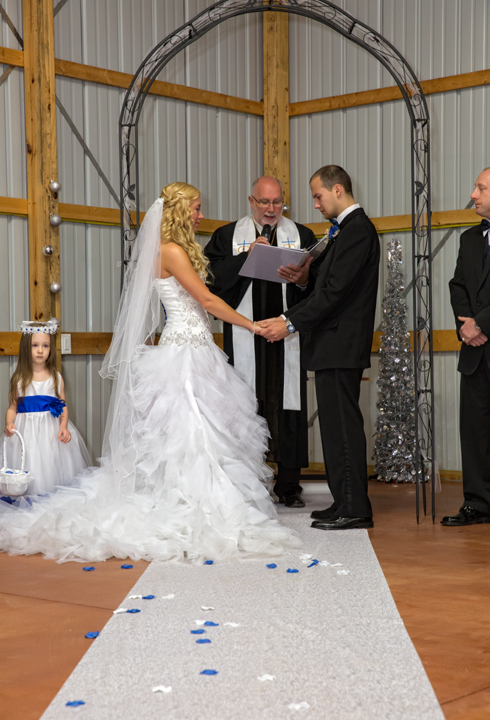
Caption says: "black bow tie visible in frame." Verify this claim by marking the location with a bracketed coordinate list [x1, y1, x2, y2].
[482, 219, 490, 232]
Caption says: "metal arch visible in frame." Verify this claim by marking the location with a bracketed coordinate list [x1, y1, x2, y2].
[118, 0, 434, 522]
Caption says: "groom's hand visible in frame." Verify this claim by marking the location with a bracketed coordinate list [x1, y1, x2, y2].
[278, 257, 312, 286]
[258, 317, 289, 342]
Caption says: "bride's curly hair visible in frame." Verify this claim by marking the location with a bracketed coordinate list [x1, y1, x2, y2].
[160, 182, 210, 281]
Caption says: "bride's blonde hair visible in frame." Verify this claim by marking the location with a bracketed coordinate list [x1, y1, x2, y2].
[160, 182, 210, 280]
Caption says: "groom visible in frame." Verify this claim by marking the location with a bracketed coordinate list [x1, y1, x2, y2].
[260, 165, 380, 530]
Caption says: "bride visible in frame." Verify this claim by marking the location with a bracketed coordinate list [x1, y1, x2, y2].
[0, 182, 300, 563]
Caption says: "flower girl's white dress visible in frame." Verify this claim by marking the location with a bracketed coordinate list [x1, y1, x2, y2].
[8, 374, 91, 495]
[0, 278, 300, 563]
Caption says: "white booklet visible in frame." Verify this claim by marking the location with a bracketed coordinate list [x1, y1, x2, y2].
[238, 236, 328, 284]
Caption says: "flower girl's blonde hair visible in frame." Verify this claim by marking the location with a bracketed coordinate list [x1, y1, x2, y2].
[160, 182, 210, 280]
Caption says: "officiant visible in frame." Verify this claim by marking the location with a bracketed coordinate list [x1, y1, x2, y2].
[204, 176, 316, 507]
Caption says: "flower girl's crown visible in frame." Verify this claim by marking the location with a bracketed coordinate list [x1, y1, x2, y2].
[20, 318, 60, 335]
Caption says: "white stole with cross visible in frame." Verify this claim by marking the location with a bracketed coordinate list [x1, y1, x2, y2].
[231, 214, 302, 411]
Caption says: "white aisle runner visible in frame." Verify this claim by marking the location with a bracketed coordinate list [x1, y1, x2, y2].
[41, 499, 444, 720]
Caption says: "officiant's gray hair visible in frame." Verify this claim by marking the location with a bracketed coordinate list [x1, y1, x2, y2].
[250, 176, 283, 196]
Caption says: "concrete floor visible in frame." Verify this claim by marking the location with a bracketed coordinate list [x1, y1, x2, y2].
[0, 480, 489, 719]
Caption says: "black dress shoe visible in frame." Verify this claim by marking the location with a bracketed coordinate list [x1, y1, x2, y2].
[440, 505, 490, 526]
[310, 506, 335, 520]
[311, 516, 373, 530]
[278, 493, 305, 508]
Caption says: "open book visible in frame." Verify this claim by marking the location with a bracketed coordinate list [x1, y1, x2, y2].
[238, 235, 328, 284]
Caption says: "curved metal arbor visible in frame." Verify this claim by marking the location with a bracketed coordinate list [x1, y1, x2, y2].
[119, 0, 434, 521]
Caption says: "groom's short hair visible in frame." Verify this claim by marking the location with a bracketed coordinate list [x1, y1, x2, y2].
[311, 165, 353, 196]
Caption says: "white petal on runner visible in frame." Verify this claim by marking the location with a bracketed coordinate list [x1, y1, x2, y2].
[194, 620, 206, 626]
[113, 608, 127, 614]
[223, 622, 240, 627]
[299, 554, 313, 560]
[319, 561, 331, 567]
[201, 606, 214, 611]
[129, 595, 142, 599]
[288, 702, 310, 710]
[162, 594, 176, 599]
[331, 563, 343, 567]
[258, 674, 275, 682]
[337, 569, 350, 575]
[152, 686, 172, 694]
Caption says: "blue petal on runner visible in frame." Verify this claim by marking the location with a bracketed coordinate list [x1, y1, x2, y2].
[307, 560, 320, 568]
[191, 629, 206, 635]
[196, 639, 211, 644]
[266, 563, 277, 569]
[204, 560, 214, 565]
[287, 569, 299, 573]
[126, 609, 140, 614]
[204, 621, 219, 627]
[85, 632, 99, 639]
[121, 564, 133, 569]
[83, 566, 95, 571]
[200, 670, 218, 675]
[66, 701, 85, 707]
[142, 595, 155, 600]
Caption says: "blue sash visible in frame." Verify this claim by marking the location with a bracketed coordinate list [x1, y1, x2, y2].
[17, 395, 66, 418]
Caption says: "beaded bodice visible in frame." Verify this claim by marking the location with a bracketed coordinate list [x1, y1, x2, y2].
[154, 277, 213, 348]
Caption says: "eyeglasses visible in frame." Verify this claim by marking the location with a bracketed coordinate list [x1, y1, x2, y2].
[251, 195, 284, 208]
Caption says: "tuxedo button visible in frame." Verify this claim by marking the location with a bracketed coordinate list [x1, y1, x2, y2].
[477, 301, 482, 307]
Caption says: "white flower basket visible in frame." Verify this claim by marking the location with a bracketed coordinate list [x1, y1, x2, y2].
[0, 429, 34, 496]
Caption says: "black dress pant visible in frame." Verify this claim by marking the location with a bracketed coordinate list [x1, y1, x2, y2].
[460, 356, 490, 512]
[315, 368, 372, 518]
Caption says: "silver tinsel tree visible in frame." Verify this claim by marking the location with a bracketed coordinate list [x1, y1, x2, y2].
[372, 238, 416, 483]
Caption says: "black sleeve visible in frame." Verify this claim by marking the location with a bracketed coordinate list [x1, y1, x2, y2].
[204, 224, 251, 309]
[449, 235, 473, 338]
[289, 221, 376, 334]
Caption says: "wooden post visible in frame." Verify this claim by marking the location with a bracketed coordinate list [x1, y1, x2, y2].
[23, 0, 61, 361]
[263, 7, 290, 207]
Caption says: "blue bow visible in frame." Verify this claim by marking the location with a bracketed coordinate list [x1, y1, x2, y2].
[17, 395, 66, 418]
[328, 218, 340, 239]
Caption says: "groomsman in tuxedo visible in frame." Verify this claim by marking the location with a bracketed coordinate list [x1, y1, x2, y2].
[260, 165, 380, 529]
[444, 167, 490, 526]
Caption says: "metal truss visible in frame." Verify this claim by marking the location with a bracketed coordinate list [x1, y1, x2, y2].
[119, 0, 434, 522]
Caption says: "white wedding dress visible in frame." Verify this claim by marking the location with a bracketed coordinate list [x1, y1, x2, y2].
[0, 277, 300, 563]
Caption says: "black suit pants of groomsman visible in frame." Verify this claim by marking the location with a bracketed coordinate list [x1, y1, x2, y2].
[460, 356, 490, 512]
[315, 368, 372, 518]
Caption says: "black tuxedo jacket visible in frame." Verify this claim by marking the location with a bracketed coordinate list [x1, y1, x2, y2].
[288, 208, 380, 371]
[449, 224, 490, 375]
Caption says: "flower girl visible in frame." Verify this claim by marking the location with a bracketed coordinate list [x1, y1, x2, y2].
[4, 319, 91, 495]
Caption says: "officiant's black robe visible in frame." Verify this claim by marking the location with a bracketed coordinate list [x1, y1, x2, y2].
[204, 220, 316, 469]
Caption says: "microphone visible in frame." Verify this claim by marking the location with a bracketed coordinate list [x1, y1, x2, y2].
[262, 224, 272, 241]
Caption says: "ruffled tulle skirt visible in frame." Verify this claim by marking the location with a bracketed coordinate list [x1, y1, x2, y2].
[6, 413, 91, 495]
[0, 341, 300, 563]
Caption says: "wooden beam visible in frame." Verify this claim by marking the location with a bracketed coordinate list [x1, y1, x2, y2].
[290, 68, 490, 117]
[0, 330, 464, 356]
[2, 43, 489, 118]
[0, 46, 23, 67]
[54, 59, 264, 117]
[263, 9, 290, 204]
[22, 0, 61, 358]
[305, 208, 481, 237]
[0, 196, 482, 236]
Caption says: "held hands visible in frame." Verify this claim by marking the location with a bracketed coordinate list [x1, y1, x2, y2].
[257, 317, 289, 342]
[277, 256, 313, 286]
[59, 426, 71, 443]
[458, 316, 489, 347]
[4, 422, 16, 438]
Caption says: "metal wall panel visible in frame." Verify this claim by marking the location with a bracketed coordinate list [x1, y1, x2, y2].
[2, 0, 486, 469]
